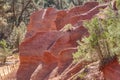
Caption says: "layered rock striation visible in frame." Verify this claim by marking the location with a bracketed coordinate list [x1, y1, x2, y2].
[17, 1, 108, 80]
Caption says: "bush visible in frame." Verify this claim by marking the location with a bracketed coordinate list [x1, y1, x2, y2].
[0, 39, 7, 50]
[73, 1, 120, 62]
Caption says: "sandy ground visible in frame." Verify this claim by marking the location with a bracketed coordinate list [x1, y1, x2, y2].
[0, 55, 19, 80]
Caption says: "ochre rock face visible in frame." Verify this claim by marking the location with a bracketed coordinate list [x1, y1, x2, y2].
[102, 58, 120, 80]
[17, 1, 108, 80]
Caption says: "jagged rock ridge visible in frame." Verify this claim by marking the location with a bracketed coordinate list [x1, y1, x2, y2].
[17, 1, 109, 80]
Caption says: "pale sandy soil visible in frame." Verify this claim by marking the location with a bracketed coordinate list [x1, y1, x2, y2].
[0, 55, 19, 80]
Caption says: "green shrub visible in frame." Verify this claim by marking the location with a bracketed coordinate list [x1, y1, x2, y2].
[0, 39, 7, 50]
[73, 2, 120, 62]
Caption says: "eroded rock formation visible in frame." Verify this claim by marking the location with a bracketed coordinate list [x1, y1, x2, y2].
[102, 57, 120, 80]
[17, 1, 108, 80]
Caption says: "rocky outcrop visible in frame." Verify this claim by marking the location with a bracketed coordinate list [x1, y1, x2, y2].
[102, 57, 120, 80]
[17, 1, 108, 80]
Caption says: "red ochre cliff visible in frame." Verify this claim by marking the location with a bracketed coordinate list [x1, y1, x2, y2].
[16, 1, 120, 80]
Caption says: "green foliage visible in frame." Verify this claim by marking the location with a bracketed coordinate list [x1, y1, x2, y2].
[116, 0, 120, 9]
[43, 0, 87, 9]
[0, 39, 7, 50]
[43, 0, 55, 8]
[0, 39, 12, 55]
[0, 39, 11, 64]
[73, 17, 104, 62]
[7, 22, 26, 49]
[73, 37, 98, 63]
[73, 3, 120, 62]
